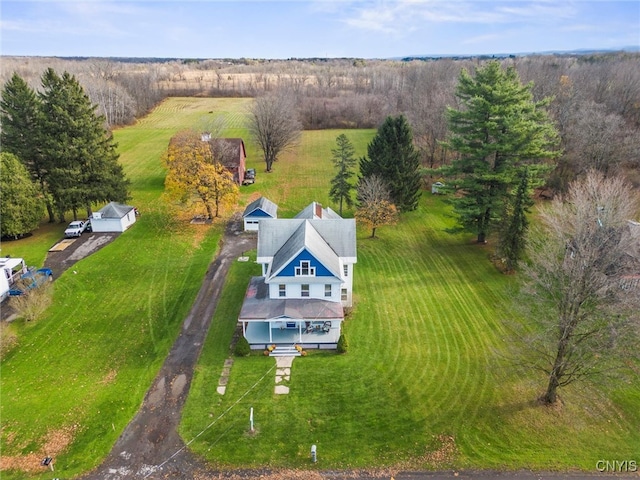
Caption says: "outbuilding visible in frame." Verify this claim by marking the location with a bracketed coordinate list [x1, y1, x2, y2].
[91, 202, 137, 233]
[242, 197, 278, 231]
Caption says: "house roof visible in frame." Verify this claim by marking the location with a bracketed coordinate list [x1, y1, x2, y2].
[295, 202, 341, 220]
[239, 276, 344, 321]
[96, 202, 135, 219]
[268, 220, 342, 280]
[207, 138, 246, 168]
[243, 197, 278, 218]
[257, 218, 356, 260]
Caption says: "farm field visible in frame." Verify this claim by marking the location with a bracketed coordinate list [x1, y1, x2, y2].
[1, 97, 638, 479]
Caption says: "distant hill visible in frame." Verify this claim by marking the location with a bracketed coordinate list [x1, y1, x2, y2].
[397, 46, 639, 62]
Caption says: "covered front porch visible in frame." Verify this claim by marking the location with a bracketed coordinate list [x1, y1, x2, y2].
[242, 319, 341, 350]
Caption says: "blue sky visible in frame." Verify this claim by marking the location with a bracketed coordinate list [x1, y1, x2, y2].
[1, 1, 638, 59]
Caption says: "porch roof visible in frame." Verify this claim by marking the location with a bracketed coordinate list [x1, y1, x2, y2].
[239, 276, 343, 321]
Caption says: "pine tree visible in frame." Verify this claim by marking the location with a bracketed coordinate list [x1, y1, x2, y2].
[39, 69, 129, 221]
[329, 134, 357, 216]
[497, 167, 532, 272]
[0, 73, 55, 222]
[0, 152, 44, 238]
[443, 61, 560, 243]
[359, 115, 421, 212]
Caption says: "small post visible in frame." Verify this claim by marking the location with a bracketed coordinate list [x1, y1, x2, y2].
[311, 444, 317, 463]
[250, 407, 254, 432]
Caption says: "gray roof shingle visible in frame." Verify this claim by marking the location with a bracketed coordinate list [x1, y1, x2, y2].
[243, 197, 278, 218]
[97, 202, 135, 219]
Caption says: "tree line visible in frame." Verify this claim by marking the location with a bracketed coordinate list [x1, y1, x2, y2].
[2, 53, 638, 191]
[0, 69, 129, 237]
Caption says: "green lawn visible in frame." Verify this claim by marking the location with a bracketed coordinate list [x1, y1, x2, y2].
[181, 129, 640, 471]
[182, 196, 640, 470]
[2, 98, 638, 478]
[0, 98, 252, 479]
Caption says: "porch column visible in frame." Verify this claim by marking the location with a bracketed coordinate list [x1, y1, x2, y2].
[269, 321, 273, 343]
[242, 321, 246, 336]
[298, 321, 303, 343]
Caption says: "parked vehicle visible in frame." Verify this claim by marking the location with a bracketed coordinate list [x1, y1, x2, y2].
[243, 168, 256, 185]
[64, 220, 89, 238]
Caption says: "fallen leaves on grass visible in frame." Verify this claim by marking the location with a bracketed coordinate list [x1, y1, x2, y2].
[0, 423, 80, 473]
[395, 433, 458, 470]
[193, 468, 397, 480]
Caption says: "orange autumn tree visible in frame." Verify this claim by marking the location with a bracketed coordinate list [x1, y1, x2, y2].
[163, 130, 238, 219]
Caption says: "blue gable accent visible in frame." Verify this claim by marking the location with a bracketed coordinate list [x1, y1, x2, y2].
[275, 249, 336, 278]
[247, 208, 274, 218]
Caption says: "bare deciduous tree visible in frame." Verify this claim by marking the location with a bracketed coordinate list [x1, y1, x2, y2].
[356, 175, 398, 238]
[247, 91, 301, 172]
[518, 170, 640, 405]
[565, 101, 633, 176]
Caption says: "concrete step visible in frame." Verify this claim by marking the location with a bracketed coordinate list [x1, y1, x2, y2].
[269, 347, 301, 357]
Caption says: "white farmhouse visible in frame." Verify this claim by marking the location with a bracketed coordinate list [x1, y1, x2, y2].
[238, 203, 356, 350]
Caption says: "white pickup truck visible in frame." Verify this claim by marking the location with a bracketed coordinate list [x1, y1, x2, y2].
[64, 220, 90, 238]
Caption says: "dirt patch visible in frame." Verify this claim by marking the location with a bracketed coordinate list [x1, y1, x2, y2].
[0, 424, 80, 474]
[99, 369, 118, 385]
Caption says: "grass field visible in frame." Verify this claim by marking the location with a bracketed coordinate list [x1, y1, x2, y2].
[180, 122, 640, 471]
[2, 97, 639, 479]
[0, 98, 252, 479]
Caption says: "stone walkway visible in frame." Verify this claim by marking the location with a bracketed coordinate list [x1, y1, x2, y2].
[274, 356, 294, 394]
[216, 358, 234, 395]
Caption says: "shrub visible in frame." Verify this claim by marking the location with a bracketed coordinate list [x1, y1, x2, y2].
[337, 333, 348, 354]
[10, 282, 53, 322]
[234, 336, 251, 357]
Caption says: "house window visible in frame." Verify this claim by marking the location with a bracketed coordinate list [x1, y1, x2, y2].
[301, 284, 310, 297]
[343, 265, 348, 277]
[341, 288, 348, 301]
[295, 260, 315, 277]
[279, 284, 286, 297]
[324, 284, 332, 297]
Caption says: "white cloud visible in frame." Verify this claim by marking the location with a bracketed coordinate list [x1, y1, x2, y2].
[340, 0, 582, 35]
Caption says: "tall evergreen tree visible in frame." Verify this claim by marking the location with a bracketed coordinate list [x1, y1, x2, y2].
[497, 167, 532, 272]
[0, 73, 56, 222]
[329, 134, 357, 216]
[359, 115, 421, 212]
[38, 69, 128, 221]
[443, 61, 560, 243]
[0, 152, 44, 238]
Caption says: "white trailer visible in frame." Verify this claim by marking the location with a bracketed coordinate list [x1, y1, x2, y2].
[0, 257, 28, 300]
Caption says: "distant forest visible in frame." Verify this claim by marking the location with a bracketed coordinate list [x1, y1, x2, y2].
[2, 52, 639, 190]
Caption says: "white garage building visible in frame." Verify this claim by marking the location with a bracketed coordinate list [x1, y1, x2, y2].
[91, 202, 137, 233]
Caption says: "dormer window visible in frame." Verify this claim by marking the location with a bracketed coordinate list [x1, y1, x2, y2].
[295, 260, 315, 277]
